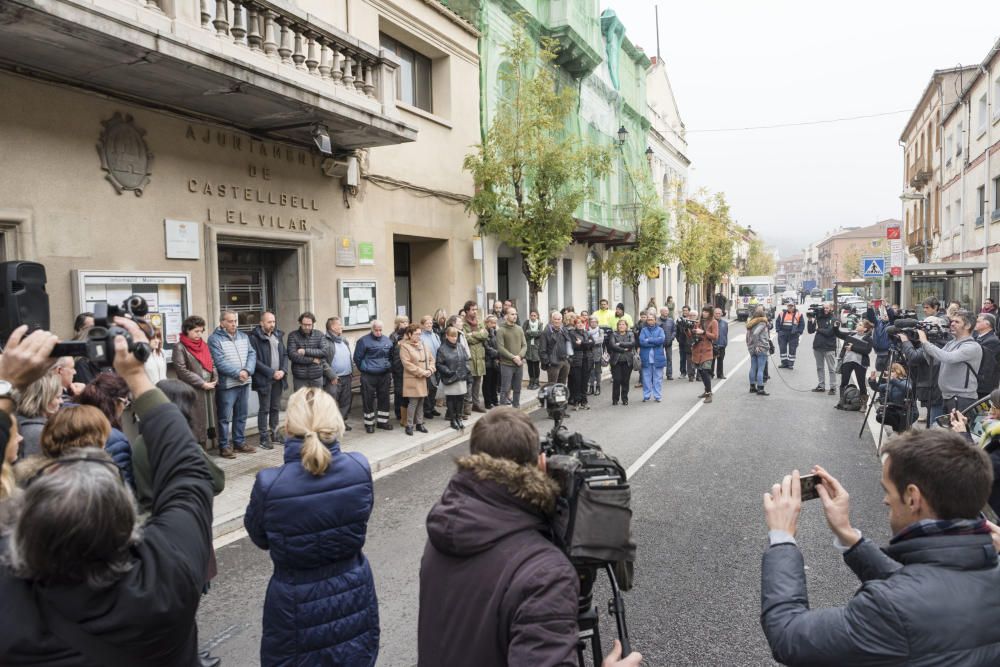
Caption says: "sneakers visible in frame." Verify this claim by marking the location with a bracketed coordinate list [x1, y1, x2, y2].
[703, 393, 713, 403]
[827, 388, 836, 396]
[377, 423, 393, 431]
[405, 426, 414, 436]
[698, 392, 709, 398]
[259, 441, 274, 450]
[416, 424, 429, 433]
[219, 448, 236, 459]
[756, 388, 769, 396]
[749, 385, 758, 393]
[812, 386, 826, 393]
[471, 405, 487, 414]
[234, 444, 256, 454]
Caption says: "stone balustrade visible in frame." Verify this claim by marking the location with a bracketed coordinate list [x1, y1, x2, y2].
[150, 0, 391, 106]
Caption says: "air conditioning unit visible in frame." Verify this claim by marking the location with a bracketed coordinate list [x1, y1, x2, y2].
[321, 156, 360, 187]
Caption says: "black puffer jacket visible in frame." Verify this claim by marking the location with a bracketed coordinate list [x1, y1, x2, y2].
[569, 328, 594, 368]
[900, 339, 941, 405]
[418, 454, 578, 667]
[762, 533, 1000, 665]
[435, 339, 470, 386]
[808, 313, 838, 352]
[607, 331, 636, 366]
[286, 328, 328, 381]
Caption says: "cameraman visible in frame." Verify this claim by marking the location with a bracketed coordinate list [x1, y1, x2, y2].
[418, 407, 641, 667]
[918, 309, 981, 422]
[807, 302, 837, 395]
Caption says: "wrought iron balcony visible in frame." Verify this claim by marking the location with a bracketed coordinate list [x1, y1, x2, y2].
[0, 0, 417, 150]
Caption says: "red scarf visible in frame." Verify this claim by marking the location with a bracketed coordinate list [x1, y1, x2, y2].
[180, 333, 214, 372]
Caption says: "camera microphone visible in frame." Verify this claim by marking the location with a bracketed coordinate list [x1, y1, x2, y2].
[893, 319, 920, 329]
[885, 326, 900, 336]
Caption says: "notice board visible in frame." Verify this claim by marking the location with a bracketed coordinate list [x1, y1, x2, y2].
[339, 279, 378, 330]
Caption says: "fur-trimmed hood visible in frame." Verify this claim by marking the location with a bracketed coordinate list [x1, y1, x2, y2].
[425, 453, 561, 558]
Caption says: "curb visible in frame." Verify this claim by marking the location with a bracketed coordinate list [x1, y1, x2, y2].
[211, 391, 546, 541]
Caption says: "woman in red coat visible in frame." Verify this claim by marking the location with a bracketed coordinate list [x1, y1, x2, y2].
[691, 306, 719, 404]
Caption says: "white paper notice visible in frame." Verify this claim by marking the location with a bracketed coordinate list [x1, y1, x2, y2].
[348, 306, 360, 325]
[159, 285, 183, 308]
[356, 305, 370, 323]
[161, 305, 183, 344]
[349, 287, 367, 301]
[137, 291, 158, 312]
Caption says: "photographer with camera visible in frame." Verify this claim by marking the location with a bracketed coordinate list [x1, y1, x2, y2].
[833, 319, 873, 411]
[417, 407, 641, 667]
[807, 302, 838, 395]
[0, 318, 216, 665]
[761, 431, 1000, 665]
[918, 309, 981, 423]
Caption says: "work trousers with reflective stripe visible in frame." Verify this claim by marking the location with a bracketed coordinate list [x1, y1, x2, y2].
[777, 332, 800, 366]
[360, 372, 391, 426]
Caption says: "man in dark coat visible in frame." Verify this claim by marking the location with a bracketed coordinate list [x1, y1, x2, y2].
[974, 312, 1000, 397]
[761, 430, 1000, 665]
[658, 307, 676, 380]
[353, 320, 394, 433]
[286, 311, 328, 391]
[248, 311, 288, 449]
[417, 408, 640, 667]
[537, 311, 571, 386]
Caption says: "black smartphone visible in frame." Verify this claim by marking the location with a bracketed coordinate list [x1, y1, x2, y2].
[800, 474, 820, 502]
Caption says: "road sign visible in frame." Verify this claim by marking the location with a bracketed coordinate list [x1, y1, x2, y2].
[862, 257, 885, 278]
[887, 225, 901, 240]
[891, 266, 902, 277]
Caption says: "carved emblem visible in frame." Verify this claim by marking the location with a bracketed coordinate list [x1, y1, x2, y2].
[96, 113, 153, 196]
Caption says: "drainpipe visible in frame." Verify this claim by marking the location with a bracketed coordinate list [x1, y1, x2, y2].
[960, 98, 969, 261]
[985, 62, 992, 296]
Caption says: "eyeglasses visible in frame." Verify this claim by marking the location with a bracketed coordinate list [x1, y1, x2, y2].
[24, 455, 127, 488]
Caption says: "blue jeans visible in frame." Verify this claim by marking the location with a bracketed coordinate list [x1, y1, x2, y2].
[663, 344, 674, 378]
[750, 353, 767, 386]
[641, 365, 663, 400]
[216, 384, 249, 449]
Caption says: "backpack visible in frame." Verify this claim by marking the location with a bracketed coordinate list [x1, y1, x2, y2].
[840, 385, 862, 410]
[959, 338, 996, 397]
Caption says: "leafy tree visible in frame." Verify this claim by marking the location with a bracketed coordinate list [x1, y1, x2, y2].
[669, 190, 735, 303]
[464, 21, 611, 313]
[605, 170, 670, 316]
[745, 237, 775, 276]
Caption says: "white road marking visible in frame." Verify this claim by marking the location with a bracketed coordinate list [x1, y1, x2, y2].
[626, 353, 751, 480]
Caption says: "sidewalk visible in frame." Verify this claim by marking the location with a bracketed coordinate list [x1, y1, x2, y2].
[210, 386, 546, 540]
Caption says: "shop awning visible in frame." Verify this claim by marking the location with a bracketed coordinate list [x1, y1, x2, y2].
[0, 0, 417, 151]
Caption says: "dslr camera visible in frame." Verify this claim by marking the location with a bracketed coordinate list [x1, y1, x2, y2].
[676, 316, 700, 344]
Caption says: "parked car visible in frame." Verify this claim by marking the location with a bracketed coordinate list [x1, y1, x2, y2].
[781, 290, 798, 305]
[810, 288, 823, 298]
[840, 298, 867, 322]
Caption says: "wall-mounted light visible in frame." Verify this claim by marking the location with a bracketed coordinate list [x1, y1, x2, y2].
[617, 125, 628, 146]
[312, 124, 332, 156]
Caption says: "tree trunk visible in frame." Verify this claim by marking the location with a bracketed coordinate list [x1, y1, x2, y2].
[630, 283, 641, 319]
[528, 284, 540, 316]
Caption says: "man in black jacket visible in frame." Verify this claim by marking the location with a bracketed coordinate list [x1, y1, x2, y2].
[1, 318, 214, 666]
[808, 303, 838, 396]
[761, 430, 1000, 665]
[418, 408, 640, 667]
[974, 312, 1000, 397]
[249, 311, 288, 449]
[286, 311, 328, 391]
[537, 311, 571, 386]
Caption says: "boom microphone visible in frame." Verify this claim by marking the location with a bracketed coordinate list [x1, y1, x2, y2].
[892, 319, 919, 329]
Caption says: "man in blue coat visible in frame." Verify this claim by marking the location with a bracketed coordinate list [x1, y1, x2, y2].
[248, 311, 287, 450]
[761, 430, 1000, 665]
[208, 310, 257, 457]
[353, 320, 394, 434]
[775, 302, 805, 369]
[714, 307, 729, 379]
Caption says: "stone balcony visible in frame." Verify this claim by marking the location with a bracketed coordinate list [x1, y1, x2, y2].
[0, 0, 417, 151]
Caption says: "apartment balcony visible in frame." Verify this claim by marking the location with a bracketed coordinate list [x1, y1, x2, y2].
[545, 0, 602, 77]
[906, 155, 933, 189]
[0, 0, 417, 151]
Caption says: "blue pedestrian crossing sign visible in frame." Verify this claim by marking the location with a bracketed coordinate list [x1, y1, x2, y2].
[861, 257, 885, 278]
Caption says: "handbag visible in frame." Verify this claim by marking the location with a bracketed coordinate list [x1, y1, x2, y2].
[601, 351, 611, 367]
[768, 339, 775, 355]
[632, 351, 642, 372]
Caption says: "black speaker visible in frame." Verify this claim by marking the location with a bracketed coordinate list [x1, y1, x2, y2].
[0, 261, 50, 341]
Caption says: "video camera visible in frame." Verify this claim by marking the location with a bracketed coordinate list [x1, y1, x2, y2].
[885, 318, 951, 346]
[806, 303, 828, 319]
[537, 383, 635, 662]
[0, 261, 152, 364]
[676, 316, 700, 345]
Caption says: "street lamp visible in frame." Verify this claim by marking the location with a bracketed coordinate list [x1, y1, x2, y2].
[899, 191, 928, 264]
[617, 125, 628, 146]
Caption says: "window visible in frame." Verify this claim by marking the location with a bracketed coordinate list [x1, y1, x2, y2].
[380, 33, 432, 112]
[957, 121, 964, 156]
[994, 176, 1000, 219]
[944, 205, 950, 233]
[946, 134, 954, 163]
[955, 198, 962, 232]
[979, 94, 989, 134]
[995, 77, 1000, 121]
[977, 185, 986, 227]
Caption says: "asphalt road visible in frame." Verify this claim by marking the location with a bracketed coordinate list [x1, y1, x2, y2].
[198, 317, 890, 666]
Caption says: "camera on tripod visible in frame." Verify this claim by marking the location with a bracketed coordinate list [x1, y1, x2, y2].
[676, 316, 700, 345]
[537, 383, 636, 664]
[885, 318, 950, 346]
[0, 261, 152, 364]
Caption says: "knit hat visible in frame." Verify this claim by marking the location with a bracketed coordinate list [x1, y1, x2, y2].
[616, 303, 625, 311]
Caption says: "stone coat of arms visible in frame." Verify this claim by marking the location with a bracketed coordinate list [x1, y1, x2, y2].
[97, 113, 153, 196]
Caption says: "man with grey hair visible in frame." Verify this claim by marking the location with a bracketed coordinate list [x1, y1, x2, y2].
[208, 310, 257, 457]
[323, 316, 354, 431]
[50, 355, 84, 401]
[538, 310, 571, 386]
[974, 312, 1000, 398]
[353, 319, 393, 433]
[918, 308, 982, 422]
[1, 317, 215, 665]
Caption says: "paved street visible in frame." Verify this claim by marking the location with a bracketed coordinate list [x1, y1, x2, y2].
[198, 321, 891, 666]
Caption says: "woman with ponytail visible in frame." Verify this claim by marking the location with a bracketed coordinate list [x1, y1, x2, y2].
[244, 387, 379, 667]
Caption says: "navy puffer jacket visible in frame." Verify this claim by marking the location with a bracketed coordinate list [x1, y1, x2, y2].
[106, 427, 135, 489]
[245, 439, 379, 667]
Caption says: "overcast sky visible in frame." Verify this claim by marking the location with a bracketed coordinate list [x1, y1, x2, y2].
[601, 0, 1000, 258]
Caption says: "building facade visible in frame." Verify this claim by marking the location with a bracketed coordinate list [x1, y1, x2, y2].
[815, 221, 897, 289]
[0, 0, 479, 341]
[452, 0, 677, 317]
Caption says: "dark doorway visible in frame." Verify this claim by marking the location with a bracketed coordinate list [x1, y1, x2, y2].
[394, 241, 412, 318]
[217, 244, 298, 332]
[498, 257, 510, 302]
